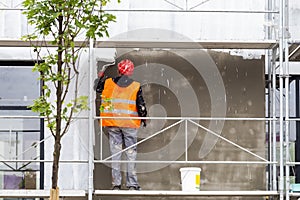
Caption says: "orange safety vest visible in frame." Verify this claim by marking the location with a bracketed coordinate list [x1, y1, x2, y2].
[100, 78, 141, 128]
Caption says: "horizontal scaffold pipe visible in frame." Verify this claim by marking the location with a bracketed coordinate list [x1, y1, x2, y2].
[286, 162, 300, 165]
[0, 115, 88, 119]
[103, 9, 279, 14]
[0, 159, 88, 163]
[287, 118, 300, 121]
[0, 160, 276, 164]
[95, 116, 276, 120]
[0, 190, 86, 198]
[0, 7, 279, 14]
[0, 115, 277, 121]
[94, 160, 276, 164]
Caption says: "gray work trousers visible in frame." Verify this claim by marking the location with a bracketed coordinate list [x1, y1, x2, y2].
[107, 126, 139, 187]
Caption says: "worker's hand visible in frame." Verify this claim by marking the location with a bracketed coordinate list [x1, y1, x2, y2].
[141, 119, 147, 127]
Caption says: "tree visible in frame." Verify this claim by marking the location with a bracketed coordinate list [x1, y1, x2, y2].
[22, 0, 118, 199]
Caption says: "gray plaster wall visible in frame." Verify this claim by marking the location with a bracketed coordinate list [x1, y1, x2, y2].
[93, 49, 265, 199]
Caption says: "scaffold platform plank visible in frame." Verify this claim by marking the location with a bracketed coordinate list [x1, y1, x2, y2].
[0, 39, 277, 49]
[0, 189, 282, 198]
[94, 190, 279, 197]
[0, 190, 86, 198]
[95, 40, 278, 49]
[290, 192, 300, 197]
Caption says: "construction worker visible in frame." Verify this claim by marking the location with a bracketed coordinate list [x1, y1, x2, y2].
[96, 59, 147, 190]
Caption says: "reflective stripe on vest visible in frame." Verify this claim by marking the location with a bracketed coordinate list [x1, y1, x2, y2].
[100, 78, 141, 128]
[101, 98, 136, 105]
[101, 109, 138, 116]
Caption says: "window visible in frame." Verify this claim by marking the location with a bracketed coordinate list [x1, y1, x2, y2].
[0, 61, 43, 195]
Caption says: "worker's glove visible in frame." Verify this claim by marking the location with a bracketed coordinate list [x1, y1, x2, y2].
[141, 119, 147, 127]
[98, 71, 104, 78]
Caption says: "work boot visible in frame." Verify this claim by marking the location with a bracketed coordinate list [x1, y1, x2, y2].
[112, 185, 121, 190]
[128, 186, 141, 191]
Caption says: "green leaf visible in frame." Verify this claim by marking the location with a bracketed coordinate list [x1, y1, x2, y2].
[23, 0, 120, 138]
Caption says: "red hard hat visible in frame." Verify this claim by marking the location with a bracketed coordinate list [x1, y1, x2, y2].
[118, 59, 134, 75]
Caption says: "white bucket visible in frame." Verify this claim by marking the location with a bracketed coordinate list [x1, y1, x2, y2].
[179, 167, 201, 192]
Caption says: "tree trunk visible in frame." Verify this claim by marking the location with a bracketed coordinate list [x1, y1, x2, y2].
[51, 136, 61, 189]
[51, 132, 61, 200]
[51, 14, 63, 199]
[50, 187, 59, 200]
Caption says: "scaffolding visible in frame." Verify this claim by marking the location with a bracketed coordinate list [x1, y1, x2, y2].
[0, 0, 300, 199]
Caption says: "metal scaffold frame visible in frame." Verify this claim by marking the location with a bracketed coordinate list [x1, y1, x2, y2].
[0, 0, 299, 199]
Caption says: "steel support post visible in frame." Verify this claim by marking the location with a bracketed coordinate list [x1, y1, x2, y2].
[284, 48, 290, 200]
[88, 39, 95, 200]
[296, 78, 300, 183]
[278, 0, 285, 199]
[265, 0, 274, 191]
[272, 47, 278, 191]
[284, 0, 290, 198]
[267, 46, 272, 191]
[185, 119, 188, 161]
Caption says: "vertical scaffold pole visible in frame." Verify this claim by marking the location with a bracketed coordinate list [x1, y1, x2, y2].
[284, 0, 290, 198]
[279, 0, 285, 199]
[265, 0, 274, 190]
[270, 0, 278, 193]
[185, 119, 188, 161]
[88, 39, 95, 200]
[272, 47, 277, 192]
